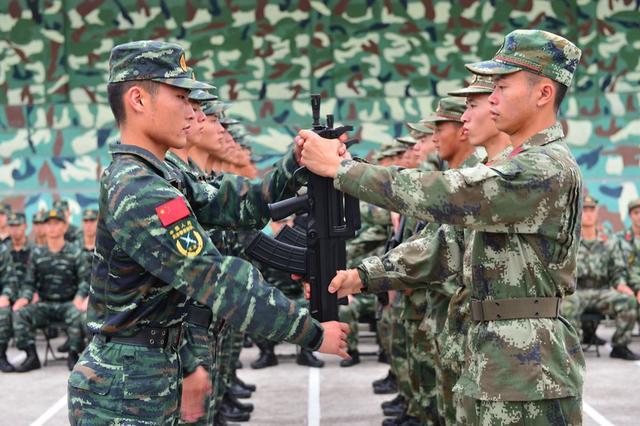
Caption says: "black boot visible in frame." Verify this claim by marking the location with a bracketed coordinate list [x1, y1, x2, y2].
[382, 411, 407, 425]
[381, 394, 405, 410]
[67, 350, 79, 371]
[340, 349, 360, 367]
[15, 345, 41, 373]
[242, 335, 253, 348]
[398, 415, 422, 426]
[374, 372, 398, 394]
[232, 372, 256, 392]
[0, 344, 15, 372]
[235, 359, 242, 369]
[229, 380, 252, 399]
[57, 337, 70, 353]
[212, 411, 229, 426]
[297, 348, 325, 368]
[373, 370, 395, 388]
[224, 391, 254, 413]
[610, 345, 640, 360]
[378, 350, 389, 364]
[382, 399, 405, 417]
[250, 341, 278, 369]
[220, 393, 250, 422]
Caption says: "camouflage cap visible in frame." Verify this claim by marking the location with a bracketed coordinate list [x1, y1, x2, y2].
[423, 97, 466, 123]
[7, 212, 26, 225]
[406, 119, 434, 136]
[395, 136, 417, 146]
[375, 144, 406, 161]
[221, 116, 241, 127]
[83, 208, 99, 221]
[53, 199, 69, 211]
[583, 195, 598, 208]
[465, 30, 581, 87]
[44, 208, 66, 223]
[448, 74, 495, 97]
[628, 198, 640, 213]
[108, 40, 214, 90]
[0, 203, 11, 215]
[188, 89, 217, 102]
[202, 100, 232, 116]
[32, 211, 46, 224]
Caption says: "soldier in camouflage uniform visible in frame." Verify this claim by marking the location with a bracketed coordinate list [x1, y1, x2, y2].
[30, 211, 47, 246]
[616, 198, 640, 333]
[301, 29, 586, 425]
[11, 208, 88, 372]
[0, 215, 17, 372]
[0, 204, 12, 247]
[67, 41, 348, 425]
[562, 195, 639, 360]
[53, 200, 83, 245]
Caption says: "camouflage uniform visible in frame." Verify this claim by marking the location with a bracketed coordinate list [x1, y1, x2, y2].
[615, 199, 640, 329]
[339, 30, 584, 425]
[68, 41, 324, 425]
[53, 200, 83, 244]
[0, 244, 16, 347]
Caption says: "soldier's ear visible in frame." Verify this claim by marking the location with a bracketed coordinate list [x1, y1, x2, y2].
[536, 78, 555, 109]
[125, 86, 146, 114]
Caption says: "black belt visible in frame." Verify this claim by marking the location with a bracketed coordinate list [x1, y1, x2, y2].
[95, 325, 182, 350]
[186, 304, 213, 328]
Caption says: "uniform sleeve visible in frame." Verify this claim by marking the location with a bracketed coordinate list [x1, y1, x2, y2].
[334, 151, 581, 235]
[105, 171, 323, 350]
[18, 250, 36, 301]
[0, 250, 17, 299]
[75, 249, 91, 299]
[359, 223, 464, 292]
[184, 150, 301, 230]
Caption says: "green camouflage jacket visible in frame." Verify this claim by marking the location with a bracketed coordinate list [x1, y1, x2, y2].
[337, 122, 584, 401]
[576, 234, 627, 290]
[64, 224, 83, 244]
[615, 229, 640, 292]
[0, 244, 16, 300]
[86, 144, 322, 350]
[20, 242, 88, 302]
[346, 201, 392, 268]
[5, 240, 34, 300]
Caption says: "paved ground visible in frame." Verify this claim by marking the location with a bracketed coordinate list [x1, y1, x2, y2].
[0, 323, 638, 425]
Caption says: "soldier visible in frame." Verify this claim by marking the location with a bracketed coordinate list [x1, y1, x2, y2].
[616, 198, 640, 331]
[0, 204, 11, 246]
[67, 41, 348, 425]
[53, 200, 83, 244]
[11, 208, 88, 372]
[566, 196, 639, 360]
[300, 29, 586, 424]
[0, 214, 17, 372]
[30, 211, 47, 246]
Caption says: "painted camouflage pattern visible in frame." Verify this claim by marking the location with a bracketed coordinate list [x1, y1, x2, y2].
[0, 0, 638, 232]
[337, 121, 586, 401]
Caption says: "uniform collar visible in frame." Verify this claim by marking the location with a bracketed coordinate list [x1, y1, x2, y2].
[109, 144, 178, 182]
[509, 122, 564, 158]
[165, 151, 193, 174]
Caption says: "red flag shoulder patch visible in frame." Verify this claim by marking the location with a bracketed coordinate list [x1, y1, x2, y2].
[155, 197, 190, 227]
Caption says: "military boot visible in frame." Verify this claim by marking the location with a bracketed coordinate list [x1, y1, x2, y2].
[340, 349, 360, 367]
[610, 345, 640, 360]
[67, 350, 79, 371]
[250, 341, 277, 369]
[229, 381, 252, 399]
[213, 411, 239, 426]
[297, 348, 325, 368]
[15, 345, 41, 373]
[220, 395, 250, 422]
[372, 370, 395, 388]
[373, 372, 398, 394]
[224, 391, 254, 413]
[0, 344, 15, 372]
[378, 350, 389, 364]
[382, 399, 405, 417]
[242, 335, 253, 348]
[398, 415, 422, 426]
[57, 337, 70, 353]
[232, 372, 256, 392]
[381, 394, 405, 410]
[382, 411, 407, 426]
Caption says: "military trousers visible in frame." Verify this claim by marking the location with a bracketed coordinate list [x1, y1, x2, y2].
[577, 288, 637, 346]
[68, 337, 180, 425]
[390, 303, 411, 400]
[0, 305, 13, 345]
[376, 301, 393, 356]
[339, 293, 376, 351]
[404, 319, 438, 424]
[13, 301, 83, 352]
[471, 396, 582, 426]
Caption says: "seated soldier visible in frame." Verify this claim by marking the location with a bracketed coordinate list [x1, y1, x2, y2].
[562, 196, 640, 360]
[10, 208, 89, 372]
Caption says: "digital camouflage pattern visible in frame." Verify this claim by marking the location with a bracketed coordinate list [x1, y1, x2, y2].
[13, 242, 87, 352]
[616, 227, 640, 292]
[0, 244, 16, 345]
[0, 1, 638, 232]
[337, 121, 585, 401]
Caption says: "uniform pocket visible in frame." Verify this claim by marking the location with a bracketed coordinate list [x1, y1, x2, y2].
[68, 367, 114, 396]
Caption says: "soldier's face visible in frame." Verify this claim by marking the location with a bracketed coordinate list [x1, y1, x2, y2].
[413, 134, 436, 162]
[44, 219, 66, 239]
[34, 223, 46, 237]
[582, 206, 598, 227]
[82, 219, 98, 238]
[488, 72, 537, 136]
[148, 85, 195, 150]
[0, 213, 6, 227]
[202, 115, 225, 154]
[462, 94, 500, 147]
[630, 207, 640, 228]
[433, 122, 463, 162]
[186, 101, 206, 146]
[9, 224, 26, 241]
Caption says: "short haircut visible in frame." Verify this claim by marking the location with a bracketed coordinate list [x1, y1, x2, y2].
[525, 73, 567, 112]
[107, 80, 159, 126]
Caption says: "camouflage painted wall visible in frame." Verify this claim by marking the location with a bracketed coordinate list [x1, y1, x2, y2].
[0, 0, 639, 230]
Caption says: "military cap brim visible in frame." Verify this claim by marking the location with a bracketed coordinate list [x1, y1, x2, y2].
[152, 77, 214, 91]
[395, 136, 417, 145]
[422, 112, 463, 124]
[464, 60, 521, 78]
[188, 89, 217, 102]
[406, 122, 434, 134]
[448, 84, 494, 97]
[628, 199, 640, 213]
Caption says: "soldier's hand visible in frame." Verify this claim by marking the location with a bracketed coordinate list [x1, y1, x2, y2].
[318, 321, 350, 359]
[181, 366, 212, 423]
[298, 130, 343, 178]
[616, 283, 634, 296]
[12, 297, 29, 311]
[328, 269, 363, 298]
[636, 291, 640, 305]
[73, 296, 87, 312]
[32, 293, 40, 303]
[0, 295, 9, 308]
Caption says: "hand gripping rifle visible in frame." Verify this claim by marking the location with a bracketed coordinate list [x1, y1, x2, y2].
[245, 95, 361, 322]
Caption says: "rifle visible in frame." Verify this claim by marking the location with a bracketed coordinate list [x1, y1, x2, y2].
[245, 94, 361, 322]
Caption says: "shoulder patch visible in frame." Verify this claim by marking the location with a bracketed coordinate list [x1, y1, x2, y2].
[156, 197, 190, 227]
[169, 220, 204, 257]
